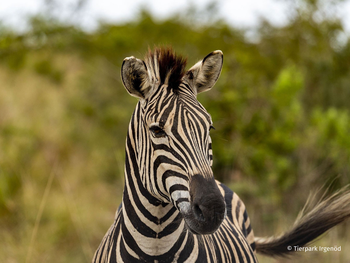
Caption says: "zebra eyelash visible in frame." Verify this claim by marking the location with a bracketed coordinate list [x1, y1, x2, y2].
[209, 125, 215, 131]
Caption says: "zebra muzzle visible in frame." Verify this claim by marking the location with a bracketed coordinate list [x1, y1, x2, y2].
[179, 174, 226, 235]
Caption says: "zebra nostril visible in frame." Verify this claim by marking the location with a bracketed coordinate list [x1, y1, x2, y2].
[193, 204, 205, 221]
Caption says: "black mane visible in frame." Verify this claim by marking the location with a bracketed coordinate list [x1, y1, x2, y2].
[145, 47, 187, 90]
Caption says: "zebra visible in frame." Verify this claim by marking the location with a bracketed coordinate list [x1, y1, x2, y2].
[93, 47, 350, 263]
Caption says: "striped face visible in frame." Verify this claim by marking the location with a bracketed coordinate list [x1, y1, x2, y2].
[141, 84, 213, 201]
[122, 48, 225, 234]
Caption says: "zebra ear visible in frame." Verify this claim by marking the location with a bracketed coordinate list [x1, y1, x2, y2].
[121, 56, 151, 99]
[184, 50, 223, 94]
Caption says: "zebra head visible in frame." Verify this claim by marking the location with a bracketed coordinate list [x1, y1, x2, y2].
[121, 47, 225, 235]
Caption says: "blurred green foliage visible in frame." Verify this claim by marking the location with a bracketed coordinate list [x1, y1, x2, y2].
[1, 1, 350, 262]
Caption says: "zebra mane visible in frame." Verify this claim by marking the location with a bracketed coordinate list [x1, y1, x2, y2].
[144, 47, 187, 91]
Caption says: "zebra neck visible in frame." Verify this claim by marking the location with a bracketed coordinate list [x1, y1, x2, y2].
[122, 169, 184, 232]
[120, 114, 189, 255]
[121, 172, 188, 256]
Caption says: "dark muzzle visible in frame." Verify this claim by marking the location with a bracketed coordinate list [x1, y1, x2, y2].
[183, 174, 226, 235]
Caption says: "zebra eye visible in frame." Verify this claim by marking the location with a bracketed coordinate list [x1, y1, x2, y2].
[150, 126, 167, 138]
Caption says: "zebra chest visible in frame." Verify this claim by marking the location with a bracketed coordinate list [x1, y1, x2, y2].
[94, 207, 257, 263]
[124, 219, 256, 262]
[124, 220, 187, 257]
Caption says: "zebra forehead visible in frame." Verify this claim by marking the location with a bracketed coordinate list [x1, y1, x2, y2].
[144, 47, 187, 91]
[145, 90, 212, 127]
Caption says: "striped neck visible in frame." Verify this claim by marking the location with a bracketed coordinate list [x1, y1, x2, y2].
[120, 105, 188, 256]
